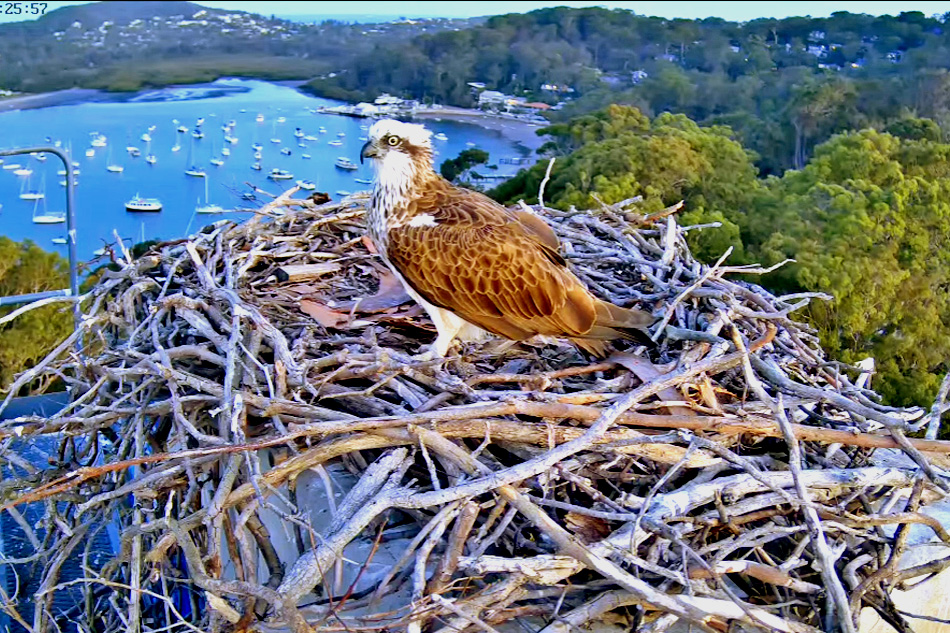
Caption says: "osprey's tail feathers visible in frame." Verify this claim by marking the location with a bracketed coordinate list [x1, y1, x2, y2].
[591, 298, 654, 333]
[572, 299, 655, 357]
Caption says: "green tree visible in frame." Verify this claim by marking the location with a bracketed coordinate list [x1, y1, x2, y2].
[885, 116, 942, 142]
[440, 148, 490, 181]
[787, 79, 858, 169]
[749, 130, 950, 406]
[0, 238, 73, 393]
[493, 104, 759, 262]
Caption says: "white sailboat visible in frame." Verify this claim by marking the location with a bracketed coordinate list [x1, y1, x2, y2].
[184, 137, 205, 176]
[195, 175, 224, 214]
[32, 193, 65, 224]
[19, 173, 44, 200]
[106, 148, 124, 173]
[145, 138, 157, 164]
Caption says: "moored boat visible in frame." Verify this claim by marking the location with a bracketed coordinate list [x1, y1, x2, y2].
[334, 157, 359, 171]
[125, 196, 162, 212]
[268, 168, 294, 180]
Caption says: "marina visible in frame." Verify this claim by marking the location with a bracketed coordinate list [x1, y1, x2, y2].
[0, 79, 530, 260]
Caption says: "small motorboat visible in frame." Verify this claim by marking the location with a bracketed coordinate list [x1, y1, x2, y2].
[334, 157, 358, 171]
[268, 168, 294, 180]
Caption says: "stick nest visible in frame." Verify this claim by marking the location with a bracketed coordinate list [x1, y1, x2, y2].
[1, 188, 948, 633]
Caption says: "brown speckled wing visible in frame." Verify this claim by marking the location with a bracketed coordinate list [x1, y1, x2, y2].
[386, 184, 600, 341]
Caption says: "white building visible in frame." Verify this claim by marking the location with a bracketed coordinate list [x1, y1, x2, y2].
[354, 103, 380, 116]
[478, 90, 508, 107]
[374, 93, 403, 106]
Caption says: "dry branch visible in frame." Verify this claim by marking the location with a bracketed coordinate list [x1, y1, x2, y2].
[0, 189, 946, 633]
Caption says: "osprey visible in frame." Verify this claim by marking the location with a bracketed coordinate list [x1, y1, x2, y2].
[360, 119, 653, 357]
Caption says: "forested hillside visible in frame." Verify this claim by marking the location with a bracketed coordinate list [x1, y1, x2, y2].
[309, 7, 950, 173]
[3, 3, 948, 173]
[0, 1, 471, 92]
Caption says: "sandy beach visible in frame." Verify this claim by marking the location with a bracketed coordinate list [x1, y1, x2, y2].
[0, 88, 104, 113]
[412, 106, 549, 152]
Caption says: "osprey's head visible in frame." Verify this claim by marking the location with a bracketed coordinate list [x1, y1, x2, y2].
[360, 120, 434, 186]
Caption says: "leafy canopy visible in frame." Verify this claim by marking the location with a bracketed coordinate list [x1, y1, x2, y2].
[492, 104, 758, 261]
[440, 148, 490, 182]
[751, 129, 950, 405]
[0, 238, 72, 393]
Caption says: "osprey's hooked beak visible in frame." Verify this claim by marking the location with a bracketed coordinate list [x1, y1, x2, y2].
[360, 141, 378, 164]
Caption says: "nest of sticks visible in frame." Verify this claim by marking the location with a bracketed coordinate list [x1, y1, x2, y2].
[1, 186, 949, 633]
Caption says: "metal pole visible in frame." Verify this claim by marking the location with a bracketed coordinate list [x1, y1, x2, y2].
[0, 146, 79, 327]
[0, 289, 71, 307]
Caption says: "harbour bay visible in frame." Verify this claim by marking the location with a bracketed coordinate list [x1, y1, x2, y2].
[0, 78, 532, 261]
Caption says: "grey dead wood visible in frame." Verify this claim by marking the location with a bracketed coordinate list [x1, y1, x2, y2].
[0, 191, 945, 633]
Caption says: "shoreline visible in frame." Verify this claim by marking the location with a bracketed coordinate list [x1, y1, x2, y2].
[411, 107, 548, 152]
[0, 87, 105, 113]
[0, 81, 549, 155]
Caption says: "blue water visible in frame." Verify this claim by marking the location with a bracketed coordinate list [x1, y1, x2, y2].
[0, 79, 526, 260]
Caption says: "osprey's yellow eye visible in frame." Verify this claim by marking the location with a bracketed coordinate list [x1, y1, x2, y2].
[386, 135, 399, 146]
